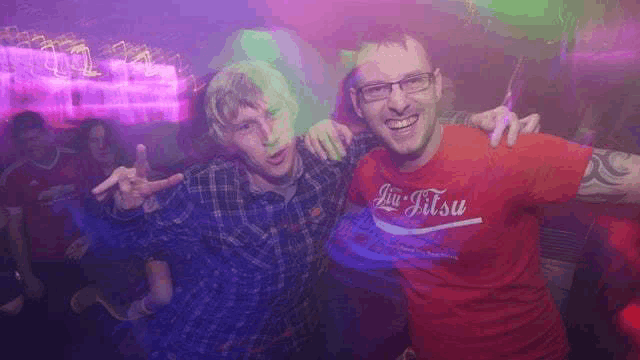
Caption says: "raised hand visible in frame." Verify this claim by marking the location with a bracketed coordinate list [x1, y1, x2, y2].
[304, 119, 353, 161]
[91, 144, 184, 211]
[469, 105, 541, 147]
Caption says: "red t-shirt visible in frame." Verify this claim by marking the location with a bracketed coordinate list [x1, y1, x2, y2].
[348, 125, 592, 360]
[1, 148, 90, 261]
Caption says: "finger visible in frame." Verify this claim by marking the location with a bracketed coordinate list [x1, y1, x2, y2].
[320, 133, 339, 161]
[304, 135, 316, 157]
[143, 173, 184, 195]
[506, 111, 520, 147]
[337, 123, 354, 148]
[92, 169, 123, 196]
[95, 192, 109, 202]
[490, 110, 508, 148]
[534, 124, 541, 133]
[520, 114, 540, 134]
[134, 144, 150, 179]
[329, 124, 347, 158]
[329, 137, 343, 161]
[309, 135, 327, 161]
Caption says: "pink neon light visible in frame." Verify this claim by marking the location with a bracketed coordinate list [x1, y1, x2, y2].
[1, 47, 186, 128]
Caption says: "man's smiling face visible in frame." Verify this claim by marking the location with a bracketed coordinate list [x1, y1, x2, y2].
[351, 36, 442, 162]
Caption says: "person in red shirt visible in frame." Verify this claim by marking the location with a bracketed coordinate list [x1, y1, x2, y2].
[332, 30, 640, 360]
[0, 111, 91, 357]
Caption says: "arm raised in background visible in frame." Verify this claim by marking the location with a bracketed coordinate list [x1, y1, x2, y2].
[576, 148, 640, 204]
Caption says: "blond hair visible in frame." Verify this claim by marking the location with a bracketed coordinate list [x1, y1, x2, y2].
[204, 60, 299, 145]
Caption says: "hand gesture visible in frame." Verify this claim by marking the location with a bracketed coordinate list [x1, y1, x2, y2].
[65, 235, 91, 261]
[91, 144, 184, 211]
[304, 119, 353, 161]
[469, 105, 541, 147]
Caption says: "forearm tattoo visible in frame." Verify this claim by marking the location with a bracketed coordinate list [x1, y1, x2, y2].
[438, 111, 472, 126]
[576, 149, 631, 203]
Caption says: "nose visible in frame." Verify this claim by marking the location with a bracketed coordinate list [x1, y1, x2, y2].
[98, 138, 107, 150]
[387, 83, 410, 116]
[258, 118, 275, 146]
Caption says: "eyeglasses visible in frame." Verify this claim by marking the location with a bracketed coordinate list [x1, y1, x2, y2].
[357, 72, 435, 103]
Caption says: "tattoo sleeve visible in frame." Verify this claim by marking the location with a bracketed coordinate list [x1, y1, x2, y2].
[576, 149, 632, 204]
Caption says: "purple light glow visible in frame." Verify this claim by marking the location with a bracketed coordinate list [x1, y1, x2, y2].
[1, 47, 187, 127]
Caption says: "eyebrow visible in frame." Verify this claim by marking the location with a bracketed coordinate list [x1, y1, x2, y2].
[232, 111, 270, 126]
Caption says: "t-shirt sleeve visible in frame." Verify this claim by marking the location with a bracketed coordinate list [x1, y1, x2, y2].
[491, 133, 592, 204]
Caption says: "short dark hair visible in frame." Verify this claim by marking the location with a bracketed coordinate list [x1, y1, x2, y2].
[8, 111, 46, 141]
[353, 26, 433, 72]
[356, 24, 412, 49]
[332, 68, 362, 125]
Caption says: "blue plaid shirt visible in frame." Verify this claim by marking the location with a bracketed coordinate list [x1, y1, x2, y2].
[103, 112, 471, 359]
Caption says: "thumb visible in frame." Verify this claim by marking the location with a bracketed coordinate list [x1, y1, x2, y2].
[134, 144, 150, 179]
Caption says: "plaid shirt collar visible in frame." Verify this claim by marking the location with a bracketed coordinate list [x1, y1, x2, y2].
[246, 151, 305, 197]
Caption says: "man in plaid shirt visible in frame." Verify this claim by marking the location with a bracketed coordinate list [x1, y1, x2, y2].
[91, 60, 537, 359]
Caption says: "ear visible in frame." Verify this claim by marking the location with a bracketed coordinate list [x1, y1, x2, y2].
[433, 69, 442, 101]
[350, 87, 364, 119]
[212, 128, 235, 154]
[433, 68, 443, 102]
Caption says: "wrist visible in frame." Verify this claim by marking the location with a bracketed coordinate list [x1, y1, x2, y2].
[141, 294, 166, 313]
[464, 112, 475, 127]
[127, 298, 153, 320]
[140, 296, 155, 314]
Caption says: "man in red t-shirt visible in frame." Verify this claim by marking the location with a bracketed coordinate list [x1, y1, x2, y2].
[0, 111, 90, 312]
[334, 31, 640, 360]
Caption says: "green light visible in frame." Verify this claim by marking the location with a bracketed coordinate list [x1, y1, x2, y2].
[238, 30, 281, 62]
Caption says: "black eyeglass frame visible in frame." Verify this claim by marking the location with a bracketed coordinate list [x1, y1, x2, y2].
[356, 72, 436, 103]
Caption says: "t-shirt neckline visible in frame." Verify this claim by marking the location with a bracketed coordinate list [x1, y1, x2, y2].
[379, 125, 447, 181]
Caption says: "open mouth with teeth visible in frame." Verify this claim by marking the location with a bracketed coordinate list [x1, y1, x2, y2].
[386, 115, 419, 130]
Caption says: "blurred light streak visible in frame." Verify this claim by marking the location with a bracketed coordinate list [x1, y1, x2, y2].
[129, 49, 159, 77]
[68, 43, 101, 77]
[0, 27, 203, 127]
[40, 40, 68, 78]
